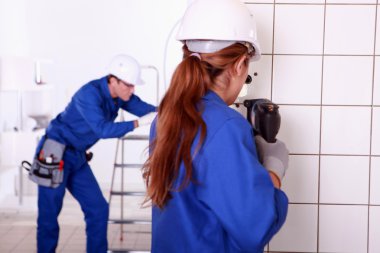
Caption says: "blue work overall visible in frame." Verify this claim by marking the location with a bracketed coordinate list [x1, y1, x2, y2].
[150, 91, 288, 253]
[37, 76, 156, 253]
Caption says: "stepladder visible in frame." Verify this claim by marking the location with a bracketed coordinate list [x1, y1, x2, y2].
[108, 132, 151, 253]
[107, 65, 159, 253]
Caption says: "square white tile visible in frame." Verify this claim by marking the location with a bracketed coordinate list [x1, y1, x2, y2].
[277, 105, 321, 154]
[369, 206, 380, 253]
[244, 0, 274, 4]
[246, 4, 274, 55]
[247, 55, 272, 99]
[282, 155, 319, 203]
[324, 5, 376, 55]
[321, 106, 371, 155]
[320, 156, 369, 204]
[322, 56, 373, 105]
[276, 0, 324, 3]
[274, 5, 324, 54]
[319, 205, 368, 252]
[270, 204, 318, 252]
[372, 107, 380, 155]
[377, 9, 380, 55]
[370, 157, 380, 205]
[374, 57, 380, 106]
[273, 55, 322, 104]
[327, 0, 376, 3]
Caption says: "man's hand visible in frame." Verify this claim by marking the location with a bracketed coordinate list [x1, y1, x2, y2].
[136, 112, 157, 127]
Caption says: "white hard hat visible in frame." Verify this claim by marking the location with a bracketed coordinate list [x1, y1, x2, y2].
[176, 0, 261, 61]
[107, 54, 144, 85]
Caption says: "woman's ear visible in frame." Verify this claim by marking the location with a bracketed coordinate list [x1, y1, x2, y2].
[235, 55, 248, 76]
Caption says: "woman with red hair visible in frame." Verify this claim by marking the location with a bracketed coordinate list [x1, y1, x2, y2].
[143, 0, 289, 252]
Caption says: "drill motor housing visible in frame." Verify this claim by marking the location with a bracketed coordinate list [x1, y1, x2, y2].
[243, 99, 281, 143]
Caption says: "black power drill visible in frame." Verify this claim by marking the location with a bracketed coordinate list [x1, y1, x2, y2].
[243, 99, 281, 143]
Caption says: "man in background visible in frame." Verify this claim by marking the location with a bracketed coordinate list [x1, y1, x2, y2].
[36, 54, 157, 253]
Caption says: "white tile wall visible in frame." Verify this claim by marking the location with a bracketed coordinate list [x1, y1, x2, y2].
[322, 56, 373, 105]
[372, 107, 380, 155]
[270, 204, 318, 252]
[374, 57, 380, 106]
[282, 155, 319, 203]
[274, 5, 325, 54]
[370, 157, 380, 205]
[246, 5, 274, 55]
[321, 106, 371, 155]
[320, 156, 369, 204]
[248, 55, 272, 99]
[244, 0, 378, 252]
[319, 205, 368, 252]
[369, 206, 380, 253]
[277, 105, 320, 154]
[324, 5, 376, 55]
[273, 55, 322, 104]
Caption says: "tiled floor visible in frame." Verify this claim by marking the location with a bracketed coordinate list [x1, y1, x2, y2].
[1, 190, 290, 253]
[0, 190, 151, 253]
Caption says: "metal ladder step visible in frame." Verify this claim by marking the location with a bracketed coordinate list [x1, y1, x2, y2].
[114, 163, 143, 168]
[110, 191, 146, 196]
[121, 135, 149, 141]
[108, 219, 151, 225]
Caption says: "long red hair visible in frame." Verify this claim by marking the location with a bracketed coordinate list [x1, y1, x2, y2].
[143, 43, 253, 209]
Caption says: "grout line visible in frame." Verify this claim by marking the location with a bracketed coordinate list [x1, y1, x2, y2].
[290, 153, 378, 156]
[262, 53, 380, 56]
[270, 1, 277, 102]
[59, 226, 81, 251]
[316, 0, 328, 251]
[267, 1, 277, 251]
[245, 1, 377, 5]
[290, 202, 380, 206]
[367, 2, 378, 252]
[8, 226, 33, 253]
[266, 251, 317, 253]
[235, 103, 380, 109]
[277, 104, 377, 106]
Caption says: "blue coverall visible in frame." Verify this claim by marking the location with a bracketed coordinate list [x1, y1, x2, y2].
[36, 76, 156, 253]
[150, 91, 288, 253]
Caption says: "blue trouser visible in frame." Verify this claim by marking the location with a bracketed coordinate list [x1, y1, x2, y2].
[37, 148, 109, 253]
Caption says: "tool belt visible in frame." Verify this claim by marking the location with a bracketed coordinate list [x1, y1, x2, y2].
[22, 138, 66, 188]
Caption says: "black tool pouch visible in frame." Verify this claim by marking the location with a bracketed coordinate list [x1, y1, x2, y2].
[22, 138, 66, 188]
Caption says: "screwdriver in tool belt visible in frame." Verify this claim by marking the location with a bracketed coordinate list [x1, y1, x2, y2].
[59, 160, 64, 171]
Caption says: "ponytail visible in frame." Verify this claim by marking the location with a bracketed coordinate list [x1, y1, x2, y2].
[143, 43, 252, 208]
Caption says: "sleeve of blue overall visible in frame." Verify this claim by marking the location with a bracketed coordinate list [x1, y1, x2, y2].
[120, 94, 157, 117]
[196, 117, 288, 252]
[74, 88, 135, 139]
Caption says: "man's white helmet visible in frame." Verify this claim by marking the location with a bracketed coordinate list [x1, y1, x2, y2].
[176, 0, 261, 61]
[107, 54, 144, 85]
